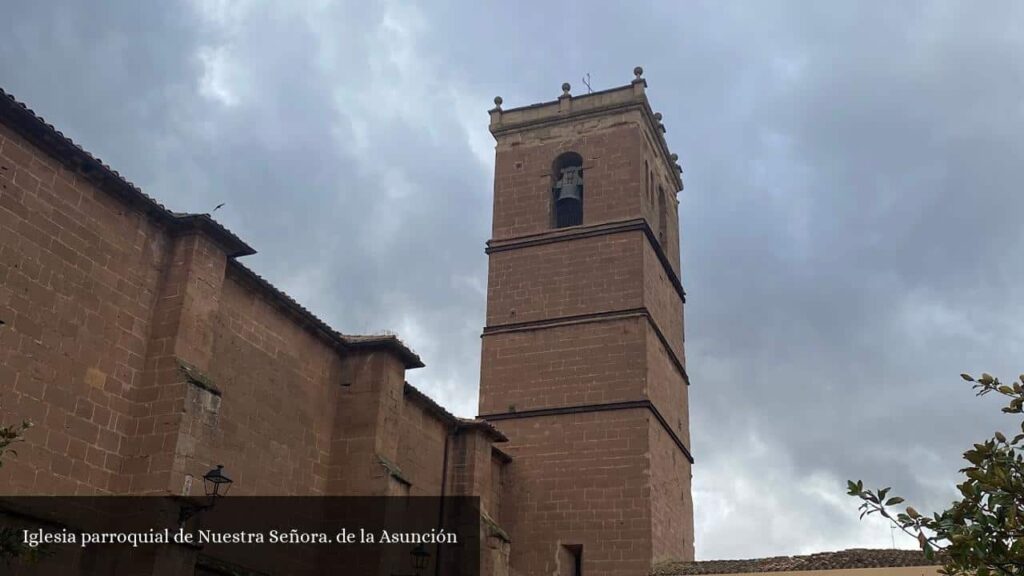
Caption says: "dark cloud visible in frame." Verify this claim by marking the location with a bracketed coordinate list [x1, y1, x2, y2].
[3, 0, 1022, 560]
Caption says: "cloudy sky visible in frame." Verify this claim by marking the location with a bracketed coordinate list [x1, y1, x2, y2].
[3, 0, 1023, 561]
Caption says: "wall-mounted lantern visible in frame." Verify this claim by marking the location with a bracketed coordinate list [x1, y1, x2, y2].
[411, 543, 430, 573]
[179, 464, 233, 524]
[202, 464, 232, 498]
[391, 543, 431, 576]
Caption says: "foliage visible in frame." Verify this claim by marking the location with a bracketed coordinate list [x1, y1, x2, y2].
[848, 372, 1024, 576]
[0, 417, 31, 469]
[0, 414, 32, 564]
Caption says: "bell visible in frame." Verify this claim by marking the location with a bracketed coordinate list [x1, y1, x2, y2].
[554, 166, 583, 228]
[555, 167, 583, 203]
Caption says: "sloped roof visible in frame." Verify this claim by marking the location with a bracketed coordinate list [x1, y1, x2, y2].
[0, 87, 254, 258]
[402, 382, 507, 442]
[653, 549, 939, 575]
[0, 86, 423, 369]
[228, 261, 423, 368]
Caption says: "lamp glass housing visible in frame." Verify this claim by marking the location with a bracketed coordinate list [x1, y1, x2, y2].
[202, 464, 232, 497]
[411, 543, 430, 570]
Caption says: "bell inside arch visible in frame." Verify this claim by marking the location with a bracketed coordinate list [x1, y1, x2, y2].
[555, 166, 583, 203]
[554, 166, 583, 227]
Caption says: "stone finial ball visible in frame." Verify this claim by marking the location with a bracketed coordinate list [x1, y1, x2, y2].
[654, 112, 663, 121]
[634, 66, 644, 78]
[670, 153, 679, 162]
[561, 82, 571, 94]
[494, 96, 503, 106]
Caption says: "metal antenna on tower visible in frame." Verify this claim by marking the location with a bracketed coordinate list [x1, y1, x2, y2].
[582, 73, 592, 93]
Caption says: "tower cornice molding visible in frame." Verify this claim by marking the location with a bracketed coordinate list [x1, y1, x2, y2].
[486, 218, 686, 304]
[479, 400, 694, 464]
[489, 78, 684, 191]
[481, 306, 690, 387]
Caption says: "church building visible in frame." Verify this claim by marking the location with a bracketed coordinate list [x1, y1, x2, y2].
[0, 69, 940, 575]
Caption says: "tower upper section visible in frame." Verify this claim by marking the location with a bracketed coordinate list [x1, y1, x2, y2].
[487, 67, 684, 274]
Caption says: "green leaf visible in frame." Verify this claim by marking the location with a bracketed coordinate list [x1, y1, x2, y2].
[849, 371, 1024, 576]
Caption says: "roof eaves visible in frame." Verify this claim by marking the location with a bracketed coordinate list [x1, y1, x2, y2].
[403, 382, 458, 426]
[402, 383, 509, 442]
[651, 548, 941, 575]
[343, 335, 424, 369]
[1, 84, 422, 374]
[456, 418, 508, 443]
[169, 213, 255, 258]
[0, 87, 255, 258]
[226, 259, 348, 349]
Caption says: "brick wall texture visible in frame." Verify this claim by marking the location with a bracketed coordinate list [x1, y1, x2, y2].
[0, 78, 692, 576]
[481, 82, 694, 575]
[0, 91, 507, 576]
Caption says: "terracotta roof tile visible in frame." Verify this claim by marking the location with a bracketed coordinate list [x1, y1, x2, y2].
[227, 261, 423, 369]
[0, 87, 254, 258]
[0, 85, 423, 371]
[652, 549, 939, 575]
[402, 383, 508, 442]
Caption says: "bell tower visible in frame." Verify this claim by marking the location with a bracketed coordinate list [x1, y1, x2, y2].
[478, 68, 693, 576]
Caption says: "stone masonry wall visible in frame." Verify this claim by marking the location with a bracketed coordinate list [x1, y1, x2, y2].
[0, 120, 169, 495]
[495, 409, 653, 576]
[481, 82, 693, 576]
[0, 110, 498, 506]
[491, 116, 646, 241]
[480, 316, 647, 415]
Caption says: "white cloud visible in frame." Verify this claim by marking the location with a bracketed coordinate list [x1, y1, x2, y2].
[4, 0, 1022, 562]
[694, 428, 919, 560]
[197, 45, 240, 106]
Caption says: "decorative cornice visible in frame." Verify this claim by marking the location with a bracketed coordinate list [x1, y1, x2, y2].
[488, 75, 683, 191]
[486, 218, 686, 304]
[177, 360, 221, 397]
[483, 307, 689, 386]
[377, 455, 412, 487]
[480, 400, 693, 464]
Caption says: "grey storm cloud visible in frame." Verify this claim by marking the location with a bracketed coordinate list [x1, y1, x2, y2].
[2, 0, 1023, 560]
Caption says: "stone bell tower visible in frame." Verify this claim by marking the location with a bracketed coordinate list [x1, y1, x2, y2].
[478, 68, 693, 576]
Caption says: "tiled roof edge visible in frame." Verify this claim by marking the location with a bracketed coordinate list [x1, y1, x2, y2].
[402, 383, 508, 442]
[226, 260, 424, 369]
[0, 87, 424, 371]
[456, 417, 508, 443]
[341, 334, 424, 369]
[0, 87, 255, 258]
[652, 548, 943, 575]
[403, 382, 459, 428]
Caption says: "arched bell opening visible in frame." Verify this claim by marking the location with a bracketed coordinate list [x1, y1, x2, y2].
[551, 152, 584, 228]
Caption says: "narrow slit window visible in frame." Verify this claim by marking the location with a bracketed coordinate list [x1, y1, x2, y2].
[658, 185, 668, 246]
